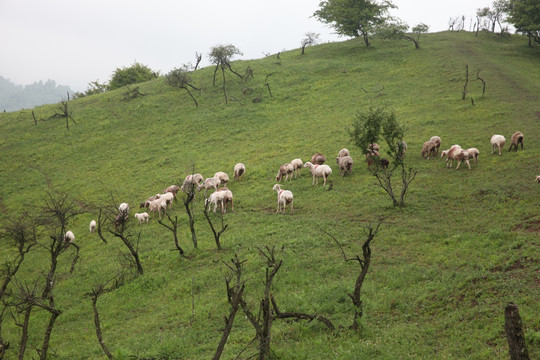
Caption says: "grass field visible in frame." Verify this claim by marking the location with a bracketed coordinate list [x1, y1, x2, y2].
[0, 30, 539, 359]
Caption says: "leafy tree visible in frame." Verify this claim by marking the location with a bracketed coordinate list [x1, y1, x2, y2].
[507, 0, 540, 46]
[301, 32, 320, 54]
[313, 0, 395, 46]
[208, 44, 243, 103]
[73, 80, 107, 98]
[348, 105, 417, 207]
[107, 62, 158, 91]
[376, 21, 429, 49]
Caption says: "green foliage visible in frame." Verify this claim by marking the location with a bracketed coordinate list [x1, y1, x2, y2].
[73, 80, 107, 99]
[108, 61, 158, 90]
[508, 0, 540, 43]
[208, 44, 243, 68]
[313, 0, 395, 46]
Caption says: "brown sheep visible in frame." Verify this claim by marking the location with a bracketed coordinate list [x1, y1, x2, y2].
[508, 131, 524, 152]
[421, 140, 437, 159]
[336, 156, 354, 176]
[310, 153, 326, 165]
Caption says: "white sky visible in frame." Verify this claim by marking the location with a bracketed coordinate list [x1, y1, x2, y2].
[0, 0, 495, 92]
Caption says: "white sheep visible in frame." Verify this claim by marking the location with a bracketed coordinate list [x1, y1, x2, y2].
[276, 163, 294, 182]
[421, 140, 437, 159]
[310, 153, 326, 165]
[156, 192, 175, 208]
[205, 191, 226, 213]
[89, 220, 97, 234]
[272, 184, 293, 215]
[119, 202, 129, 215]
[148, 198, 168, 219]
[218, 188, 234, 213]
[336, 155, 353, 176]
[442, 145, 470, 170]
[134, 212, 150, 225]
[508, 131, 524, 152]
[337, 149, 350, 158]
[441, 145, 462, 168]
[396, 140, 408, 158]
[303, 161, 332, 186]
[291, 158, 303, 178]
[64, 230, 75, 243]
[490, 134, 506, 156]
[163, 184, 180, 196]
[429, 136, 442, 156]
[465, 148, 479, 165]
[181, 173, 204, 193]
[198, 177, 221, 197]
[214, 171, 230, 185]
[233, 163, 246, 181]
[536, 175, 540, 183]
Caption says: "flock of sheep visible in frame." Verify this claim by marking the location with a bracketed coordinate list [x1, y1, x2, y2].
[65, 130, 531, 243]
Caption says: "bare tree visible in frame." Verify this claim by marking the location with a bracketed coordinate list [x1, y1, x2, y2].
[301, 32, 320, 54]
[166, 65, 201, 107]
[202, 207, 228, 250]
[47, 93, 76, 130]
[157, 210, 186, 257]
[194, 52, 202, 71]
[321, 218, 384, 330]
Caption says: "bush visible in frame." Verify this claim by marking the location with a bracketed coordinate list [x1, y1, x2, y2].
[108, 62, 158, 90]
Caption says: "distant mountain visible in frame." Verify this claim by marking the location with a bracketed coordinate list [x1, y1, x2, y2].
[0, 76, 72, 112]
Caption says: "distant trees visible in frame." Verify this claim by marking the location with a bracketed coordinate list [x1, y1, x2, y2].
[209, 44, 243, 104]
[507, 0, 540, 46]
[108, 62, 158, 91]
[313, 0, 395, 47]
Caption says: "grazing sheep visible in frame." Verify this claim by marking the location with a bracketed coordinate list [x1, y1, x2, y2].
[214, 171, 230, 185]
[219, 188, 234, 213]
[367, 143, 380, 152]
[181, 174, 204, 193]
[465, 148, 479, 165]
[536, 175, 540, 183]
[291, 158, 303, 178]
[148, 198, 168, 219]
[421, 140, 438, 159]
[336, 155, 354, 176]
[381, 158, 390, 169]
[134, 212, 150, 225]
[365, 148, 380, 168]
[508, 131, 524, 152]
[490, 134, 506, 155]
[396, 140, 408, 158]
[429, 136, 442, 156]
[156, 192, 175, 208]
[303, 161, 332, 186]
[234, 163, 246, 181]
[205, 191, 226, 213]
[310, 153, 326, 165]
[64, 230, 75, 243]
[276, 163, 294, 182]
[89, 220, 97, 234]
[272, 184, 293, 215]
[163, 185, 180, 196]
[338, 148, 350, 158]
[442, 145, 470, 170]
[198, 177, 221, 197]
[141, 195, 159, 209]
[119, 202, 129, 215]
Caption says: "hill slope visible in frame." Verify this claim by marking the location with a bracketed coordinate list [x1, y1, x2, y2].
[0, 31, 539, 359]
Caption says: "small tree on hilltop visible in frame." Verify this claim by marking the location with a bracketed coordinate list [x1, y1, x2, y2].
[208, 44, 243, 104]
[348, 105, 417, 207]
[166, 64, 201, 107]
[108, 62, 158, 91]
[376, 21, 429, 49]
[301, 32, 320, 54]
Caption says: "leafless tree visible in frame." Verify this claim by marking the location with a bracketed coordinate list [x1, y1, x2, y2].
[321, 218, 384, 330]
[301, 32, 320, 54]
[157, 211, 186, 257]
[47, 93, 76, 130]
[194, 52, 202, 71]
[202, 207, 228, 250]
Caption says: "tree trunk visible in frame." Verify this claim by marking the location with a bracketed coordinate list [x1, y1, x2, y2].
[18, 307, 32, 360]
[505, 303, 530, 360]
[92, 297, 114, 359]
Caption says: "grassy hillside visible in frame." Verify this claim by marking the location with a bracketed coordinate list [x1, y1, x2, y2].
[0, 31, 539, 359]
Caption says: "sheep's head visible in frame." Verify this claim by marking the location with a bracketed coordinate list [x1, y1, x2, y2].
[441, 150, 448, 158]
[303, 162, 312, 168]
[272, 184, 281, 191]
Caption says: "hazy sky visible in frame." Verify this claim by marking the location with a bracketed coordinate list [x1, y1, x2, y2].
[1, 0, 495, 92]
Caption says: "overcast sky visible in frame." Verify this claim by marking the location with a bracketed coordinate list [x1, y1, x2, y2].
[1, 0, 495, 92]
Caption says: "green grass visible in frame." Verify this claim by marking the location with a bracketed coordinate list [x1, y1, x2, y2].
[0, 31, 539, 359]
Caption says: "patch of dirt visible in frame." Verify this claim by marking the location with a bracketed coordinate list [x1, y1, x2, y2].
[514, 216, 540, 233]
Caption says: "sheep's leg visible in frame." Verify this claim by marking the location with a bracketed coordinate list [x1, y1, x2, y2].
[290, 200, 293, 215]
[323, 175, 327, 186]
[276, 200, 280, 214]
[498, 145, 502, 156]
[466, 159, 471, 170]
[455, 160, 461, 170]
[312, 175, 315, 185]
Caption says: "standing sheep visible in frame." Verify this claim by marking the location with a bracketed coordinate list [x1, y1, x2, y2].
[303, 161, 332, 186]
[490, 135, 506, 155]
[181, 174, 204, 193]
[64, 231, 75, 244]
[272, 184, 293, 215]
[465, 148, 479, 165]
[310, 153, 326, 165]
[276, 163, 294, 182]
[89, 220, 97, 234]
[338, 149, 350, 158]
[234, 163, 246, 181]
[396, 140, 408, 158]
[198, 177, 221, 197]
[163, 185, 180, 197]
[535, 175, 540, 183]
[214, 171, 230, 185]
[291, 158, 303, 178]
[421, 140, 437, 159]
[508, 131, 524, 152]
[429, 136, 442, 156]
[336, 155, 354, 176]
[134, 212, 149, 225]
